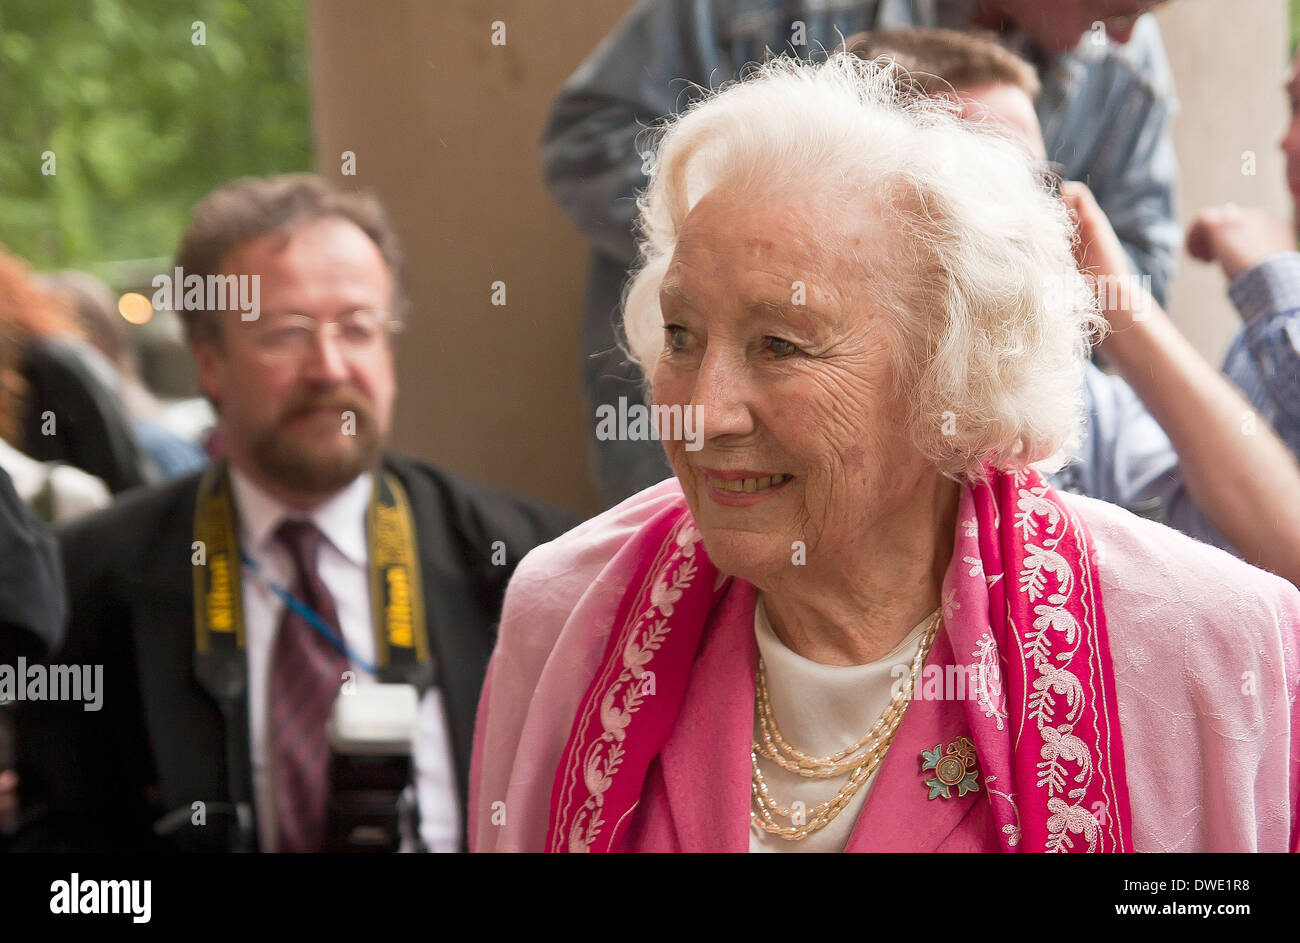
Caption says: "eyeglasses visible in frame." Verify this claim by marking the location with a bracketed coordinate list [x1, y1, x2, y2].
[245, 309, 402, 363]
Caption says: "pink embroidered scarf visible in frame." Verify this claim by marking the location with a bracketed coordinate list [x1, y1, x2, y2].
[545, 466, 1134, 853]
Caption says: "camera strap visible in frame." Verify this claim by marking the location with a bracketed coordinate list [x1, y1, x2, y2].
[189, 461, 432, 848]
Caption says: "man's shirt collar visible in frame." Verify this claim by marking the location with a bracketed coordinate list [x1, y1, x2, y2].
[228, 464, 373, 566]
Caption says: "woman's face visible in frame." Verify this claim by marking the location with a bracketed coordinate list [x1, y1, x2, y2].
[651, 185, 935, 585]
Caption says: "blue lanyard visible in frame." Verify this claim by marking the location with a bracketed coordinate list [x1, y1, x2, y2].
[240, 549, 379, 676]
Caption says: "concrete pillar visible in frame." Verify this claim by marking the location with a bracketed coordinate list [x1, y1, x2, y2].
[1156, 0, 1290, 362]
[307, 0, 634, 514]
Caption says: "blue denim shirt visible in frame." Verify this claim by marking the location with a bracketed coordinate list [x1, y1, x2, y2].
[1053, 361, 1225, 548]
[1223, 252, 1300, 458]
[542, 0, 1180, 507]
[544, 0, 1179, 296]
[1052, 255, 1300, 553]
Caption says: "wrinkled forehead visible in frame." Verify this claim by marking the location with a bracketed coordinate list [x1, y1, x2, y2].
[676, 182, 889, 262]
[221, 217, 394, 307]
[668, 182, 894, 283]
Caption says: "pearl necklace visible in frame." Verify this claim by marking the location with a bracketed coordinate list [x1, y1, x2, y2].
[750, 609, 942, 841]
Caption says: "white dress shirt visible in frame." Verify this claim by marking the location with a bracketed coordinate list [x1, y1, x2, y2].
[228, 467, 461, 852]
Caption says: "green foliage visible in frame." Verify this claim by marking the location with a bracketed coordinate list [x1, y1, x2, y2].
[0, 0, 311, 269]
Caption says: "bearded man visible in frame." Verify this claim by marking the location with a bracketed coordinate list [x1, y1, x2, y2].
[7, 174, 576, 853]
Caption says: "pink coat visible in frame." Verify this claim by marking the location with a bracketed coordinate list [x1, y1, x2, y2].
[471, 479, 1300, 852]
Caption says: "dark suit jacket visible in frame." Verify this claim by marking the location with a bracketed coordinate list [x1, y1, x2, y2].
[9, 454, 578, 851]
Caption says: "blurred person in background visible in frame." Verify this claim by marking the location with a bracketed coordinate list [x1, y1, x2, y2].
[542, 0, 1179, 507]
[0, 322, 109, 522]
[0, 464, 66, 843]
[40, 270, 210, 479]
[0, 246, 150, 493]
[9, 174, 578, 853]
[1184, 42, 1300, 462]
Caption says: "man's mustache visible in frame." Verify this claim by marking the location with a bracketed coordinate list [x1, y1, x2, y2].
[277, 390, 373, 424]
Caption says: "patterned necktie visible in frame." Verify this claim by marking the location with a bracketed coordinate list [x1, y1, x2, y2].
[269, 519, 348, 853]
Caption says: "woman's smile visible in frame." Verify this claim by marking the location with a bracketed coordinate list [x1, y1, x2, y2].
[700, 466, 796, 505]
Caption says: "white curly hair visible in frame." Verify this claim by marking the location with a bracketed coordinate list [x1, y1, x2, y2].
[621, 52, 1103, 481]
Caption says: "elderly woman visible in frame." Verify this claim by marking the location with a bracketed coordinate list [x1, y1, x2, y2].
[471, 54, 1300, 853]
